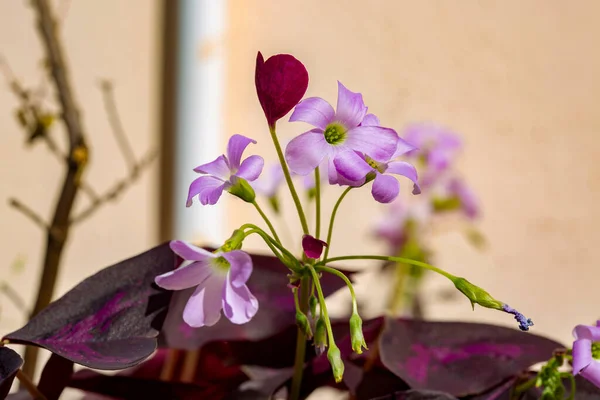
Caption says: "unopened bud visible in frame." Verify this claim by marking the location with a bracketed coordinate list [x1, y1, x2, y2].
[349, 312, 368, 354]
[453, 277, 503, 311]
[327, 345, 344, 383]
[220, 229, 245, 252]
[296, 311, 313, 339]
[228, 176, 256, 203]
[314, 317, 327, 356]
[309, 295, 318, 318]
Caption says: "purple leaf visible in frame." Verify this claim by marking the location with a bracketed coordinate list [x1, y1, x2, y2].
[161, 251, 353, 350]
[379, 318, 563, 396]
[38, 354, 74, 400]
[255, 52, 309, 127]
[4, 243, 177, 369]
[369, 389, 458, 400]
[0, 347, 23, 398]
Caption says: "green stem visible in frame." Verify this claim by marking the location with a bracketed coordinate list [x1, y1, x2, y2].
[241, 224, 301, 272]
[561, 372, 576, 400]
[314, 167, 321, 239]
[251, 200, 281, 244]
[323, 187, 353, 260]
[290, 275, 310, 400]
[321, 255, 457, 281]
[317, 265, 357, 313]
[307, 264, 335, 344]
[268, 124, 309, 235]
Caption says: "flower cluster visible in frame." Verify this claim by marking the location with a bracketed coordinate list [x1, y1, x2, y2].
[155, 51, 539, 388]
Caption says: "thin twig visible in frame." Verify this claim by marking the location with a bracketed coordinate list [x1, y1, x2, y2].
[8, 198, 48, 230]
[99, 80, 138, 173]
[71, 149, 158, 224]
[16, 370, 47, 400]
[0, 282, 28, 314]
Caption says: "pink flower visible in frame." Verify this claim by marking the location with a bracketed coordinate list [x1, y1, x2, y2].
[572, 321, 600, 387]
[255, 52, 309, 127]
[155, 241, 258, 327]
[302, 235, 328, 259]
[187, 134, 264, 206]
[285, 82, 399, 185]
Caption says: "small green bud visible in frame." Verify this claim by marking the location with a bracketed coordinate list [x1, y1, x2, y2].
[220, 229, 245, 252]
[327, 345, 344, 383]
[296, 311, 313, 339]
[453, 277, 503, 311]
[307, 187, 317, 200]
[349, 312, 368, 354]
[314, 317, 327, 355]
[309, 295, 318, 318]
[268, 195, 280, 214]
[228, 176, 256, 203]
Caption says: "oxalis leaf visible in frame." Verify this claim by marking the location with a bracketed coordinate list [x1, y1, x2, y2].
[0, 346, 23, 398]
[379, 318, 564, 396]
[3, 243, 176, 370]
[160, 251, 353, 350]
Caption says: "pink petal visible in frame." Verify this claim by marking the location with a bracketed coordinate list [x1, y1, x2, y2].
[574, 324, 600, 341]
[581, 361, 600, 387]
[169, 240, 214, 261]
[192, 155, 230, 180]
[236, 155, 264, 181]
[155, 260, 212, 290]
[372, 173, 400, 203]
[285, 129, 329, 175]
[333, 150, 373, 182]
[392, 137, 418, 158]
[327, 157, 339, 185]
[289, 97, 335, 130]
[302, 235, 328, 259]
[573, 338, 593, 375]
[187, 176, 227, 206]
[182, 274, 225, 327]
[345, 126, 398, 162]
[227, 134, 257, 170]
[335, 81, 367, 128]
[222, 250, 253, 287]
[222, 281, 258, 324]
[361, 113, 380, 127]
[386, 161, 421, 194]
[255, 52, 309, 127]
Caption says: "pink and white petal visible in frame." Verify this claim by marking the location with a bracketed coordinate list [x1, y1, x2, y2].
[574, 324, 600, 341]
[581, 361, 600, 387]
[187, 176, 226, 206]
[182, 274, 225, 327]
[335, 81, 367, 128]
[345, 126, 399, 162]
[285, 129, 329, 175]
[155, 260, 212, 290]
[192, 155, 230, 179]
[236, 155, 264, 181]
[361, 113, 380, 127]
[387, 161, 420, 195]
[372, 173, 400, 203]
[222, 250, 253, 287]
[572, 338, 593, 375]
[227, 134, 257, 170]
[392, 137, 418, 158]
[170, 240, 215, 261]
[222, 281, 259, 324]
[333, 150, 373, 181]
[289, 97, 335, 130]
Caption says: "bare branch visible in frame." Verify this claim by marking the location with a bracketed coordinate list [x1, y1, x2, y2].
[0, 282, 28, 314]
[99, 80, 137, 173]
[71, 148, 158, 224]
[8, 198, 48, 230]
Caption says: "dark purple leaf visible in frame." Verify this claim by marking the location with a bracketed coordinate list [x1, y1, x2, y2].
[161, 252, 353, 350]
[255, 51, 309, 127]
[0, 346, 23, 398]
[4, 243, 176, 369]
[379, 318, 563, 396]
[38, 354, 74, 400]
[369, 389, 458, 400]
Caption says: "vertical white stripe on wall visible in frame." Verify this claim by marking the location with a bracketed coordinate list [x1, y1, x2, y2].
[173, 0, 227, 243]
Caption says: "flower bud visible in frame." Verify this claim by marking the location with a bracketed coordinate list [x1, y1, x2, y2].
[327, 345, 344, 383]
[228, 176, 256, 203]
[268, 196, 280, 214]
[309, 295, 318, 318]
[314, 317, 327, 355]
[453, 277, 503, 311]
[220, 229, 245, 252]
[349, 312, 368, 354]
[295, 310, 313, 339]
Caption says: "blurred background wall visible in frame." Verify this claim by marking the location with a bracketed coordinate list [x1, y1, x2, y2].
[0, 0, 598, 385]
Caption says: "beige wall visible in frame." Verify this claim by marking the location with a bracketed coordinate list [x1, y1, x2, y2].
[0, 0, 160, 352]
[224, 0, 600, 346]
